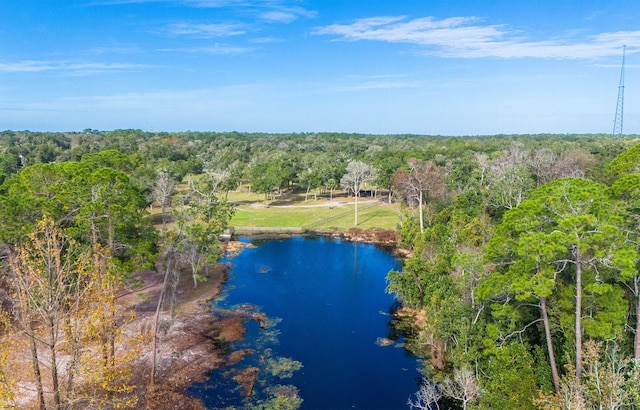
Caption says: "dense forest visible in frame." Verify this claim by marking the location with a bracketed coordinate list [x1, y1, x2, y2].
[1, 129, 640, 409]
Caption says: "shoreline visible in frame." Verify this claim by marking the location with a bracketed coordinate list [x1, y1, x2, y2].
[229, 227, 400, 246]
[133, 232, 403, 408]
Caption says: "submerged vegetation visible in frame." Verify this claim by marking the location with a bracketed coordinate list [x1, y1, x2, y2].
[265, 357, 303, 380]
[0, 129, 639, 408]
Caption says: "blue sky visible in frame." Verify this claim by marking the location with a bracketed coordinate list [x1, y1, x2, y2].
[2, 0, 640, 135]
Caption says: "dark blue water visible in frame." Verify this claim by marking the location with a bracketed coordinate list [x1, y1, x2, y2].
[188, 236, 421, 409]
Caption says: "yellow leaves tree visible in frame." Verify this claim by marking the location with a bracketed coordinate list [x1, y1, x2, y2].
[6, 216, 139, 409]
[0, 312, 16, 409]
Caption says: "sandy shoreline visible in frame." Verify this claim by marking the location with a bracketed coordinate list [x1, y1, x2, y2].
[119, 240, 252, 409]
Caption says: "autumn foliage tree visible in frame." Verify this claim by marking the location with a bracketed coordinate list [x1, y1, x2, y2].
[6, 217, 138, 409]
[0, 313, 15, 408]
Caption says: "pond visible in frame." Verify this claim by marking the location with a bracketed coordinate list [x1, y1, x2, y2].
[187, 235, 422, 409]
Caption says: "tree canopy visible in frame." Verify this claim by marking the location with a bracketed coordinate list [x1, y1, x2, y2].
[0, 130, 639, 408]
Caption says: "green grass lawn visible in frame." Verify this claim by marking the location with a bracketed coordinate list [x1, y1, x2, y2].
[152, 189, 400, 232]
[228, 191, 400, 231]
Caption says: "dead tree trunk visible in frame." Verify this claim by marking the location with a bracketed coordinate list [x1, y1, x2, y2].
[27, 321, 46, 410]
[149, 253, 173, 386]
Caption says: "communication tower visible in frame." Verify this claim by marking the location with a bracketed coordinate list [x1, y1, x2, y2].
[612, 45, 626, 137]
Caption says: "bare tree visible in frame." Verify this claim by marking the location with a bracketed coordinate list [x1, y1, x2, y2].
[151, 171, 176, 230]
[494, 146, 597, 191]
[537, 341, 636, 410]
[392, 159, 446, 233]
[551, 148, 597, 180]
[442, 367, 479, 410]
[191, 168, 227, 195]
[474, 152, 491, 188]
[408, 378, 442, 410]
[528, 148, 557, 186]
[149, 248, 176, 388]
[340, 160, 377, 226]
[484, 147, 535, 210]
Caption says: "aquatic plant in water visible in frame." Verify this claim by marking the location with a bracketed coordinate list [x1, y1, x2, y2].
[251, 385, 303, 410]
[265, 357, 303, 379]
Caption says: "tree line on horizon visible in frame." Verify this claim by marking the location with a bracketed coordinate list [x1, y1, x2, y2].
[0, 129, 633, 201]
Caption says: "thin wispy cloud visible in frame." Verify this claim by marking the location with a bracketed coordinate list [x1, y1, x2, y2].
[259, 6, 317, 23]
[92, 0, 314, 17]
[167, 22, 247, 37]
[158, 42, 253, 54]
[313, 16, 640, 59]
[88, 45, 145, 55]
[88, 0, 160, 4]
[181, 0, 315, 16]
[250, 36, 284, 44]
[57, 83, 271, 112]
[261, 11, 298, 24]
[89, 0, 238, 6]
[310, 74, 421, 95]
[10, 1, 637, 134]
[93, 0, 316, 24]
[181, 0, 244, 7]
[333, 80, 419, 93]
[0, 60, 148, 74]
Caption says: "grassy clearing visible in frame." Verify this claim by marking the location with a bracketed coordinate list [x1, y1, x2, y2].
[226, 188, 400, 231]
[225, 189, 340, 206]
[231, 202, 399, 231]
[150, 188, 400, 232]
